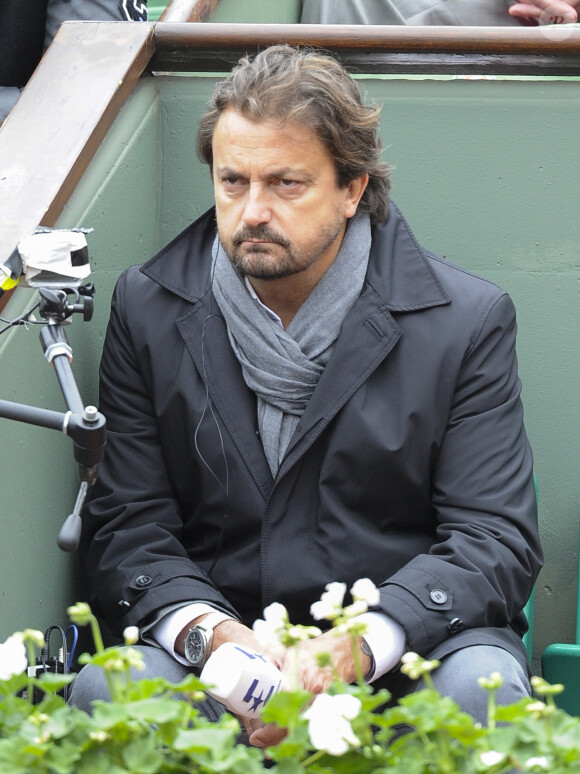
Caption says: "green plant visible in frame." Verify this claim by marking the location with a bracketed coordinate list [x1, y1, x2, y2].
[1, 587, 579, 773]
[0, 610, 264, 774]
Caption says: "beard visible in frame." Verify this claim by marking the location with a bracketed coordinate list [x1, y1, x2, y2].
[220, 218, 345, 281]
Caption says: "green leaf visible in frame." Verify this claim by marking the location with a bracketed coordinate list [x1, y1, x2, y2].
[74, 748, 122, 774]
[0, 673, 28, 697]
[92, 700, 135, 726]
[173, 726, 237, 754]
[0, 737, 35, 774]
[121, 735, 164, 773]
[265, 725, 312, 761]
[125, 697, 188, 724]
[124, 675, 203, 702]
[272, 757, 311, 774]
[35, 672, 76, 695]
[309, 748, 383, 774]
[261, 688, 312, 726]
[44, 741, 83, 774]
[172, 726, 266, 774]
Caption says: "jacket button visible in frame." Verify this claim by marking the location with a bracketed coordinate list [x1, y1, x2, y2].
[430, 589, 447, 605]
[448, 617, 463, 634]
[135, 574, 152, 587]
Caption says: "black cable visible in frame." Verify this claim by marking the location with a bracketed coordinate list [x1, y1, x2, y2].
[34, 625, 71, 703]
[0, 301, 41, 335]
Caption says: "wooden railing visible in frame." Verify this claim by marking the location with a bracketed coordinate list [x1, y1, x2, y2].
[152, 22, 580, 74]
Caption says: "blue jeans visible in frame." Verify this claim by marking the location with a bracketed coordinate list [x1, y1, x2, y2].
[422, 644, 530, 724]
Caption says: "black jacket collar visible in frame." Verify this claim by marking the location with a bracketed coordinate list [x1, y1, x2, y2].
[141, 202, 451, 314]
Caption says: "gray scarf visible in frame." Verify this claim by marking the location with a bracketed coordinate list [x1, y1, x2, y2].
[212, 212, 371, 476]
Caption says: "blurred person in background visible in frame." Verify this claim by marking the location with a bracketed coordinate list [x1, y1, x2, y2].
[0, 0, 147, 125]
[300, 0, 579, 26]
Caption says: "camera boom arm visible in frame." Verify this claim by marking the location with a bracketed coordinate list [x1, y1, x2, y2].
[0, 287, 106, 552]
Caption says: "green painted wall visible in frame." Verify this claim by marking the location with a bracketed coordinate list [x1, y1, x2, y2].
[147, 4, 165, 21]
[1, 73, 579, 677]
[209, 0, 301, 23]
[148, 0, 301, 22]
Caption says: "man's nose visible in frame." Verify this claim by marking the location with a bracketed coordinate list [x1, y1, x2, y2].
[242, 184, 272, 227]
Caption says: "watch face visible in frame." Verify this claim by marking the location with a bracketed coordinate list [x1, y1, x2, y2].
[185, 628, 206, 666]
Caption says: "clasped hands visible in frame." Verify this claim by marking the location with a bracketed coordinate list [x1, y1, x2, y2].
[210, 619, 370, 749]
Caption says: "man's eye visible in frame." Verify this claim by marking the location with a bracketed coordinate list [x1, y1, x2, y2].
[223, 177, 245, 187]
[277, 179, 300, 189]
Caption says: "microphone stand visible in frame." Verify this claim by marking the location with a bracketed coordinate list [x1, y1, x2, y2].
[0, 285, 106, 552]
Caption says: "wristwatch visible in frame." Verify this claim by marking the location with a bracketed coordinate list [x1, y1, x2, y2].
[361, 636, 375, 681]
[183, 612, 233, 668]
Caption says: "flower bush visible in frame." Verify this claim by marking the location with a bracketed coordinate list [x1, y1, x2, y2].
[0, 584, 579, 773]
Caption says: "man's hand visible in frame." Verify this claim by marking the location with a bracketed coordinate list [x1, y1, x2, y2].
[248, 629, 371, 749]
[178, 618, 371, 750]
[212, 620, 287, 748]
[246, 717, 288, 749]
[177, 615, 286, 748]
[280, 629, 371, 694]
[509, 0, 579, 23]
[210, 618, 284, 663]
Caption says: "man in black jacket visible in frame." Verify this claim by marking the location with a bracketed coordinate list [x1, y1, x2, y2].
[71, 45, 543, 746]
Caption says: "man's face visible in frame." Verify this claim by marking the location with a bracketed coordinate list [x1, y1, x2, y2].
[212, 109, 366, 283]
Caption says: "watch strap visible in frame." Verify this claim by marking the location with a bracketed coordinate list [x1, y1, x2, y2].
[195, 611, 235, 634]
[361, 636, 376, 682]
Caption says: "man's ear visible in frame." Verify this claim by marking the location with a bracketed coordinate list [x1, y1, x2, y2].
[343, 173, 370, 218]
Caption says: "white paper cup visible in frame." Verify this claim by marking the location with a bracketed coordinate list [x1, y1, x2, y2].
[200, 642, 282, 718]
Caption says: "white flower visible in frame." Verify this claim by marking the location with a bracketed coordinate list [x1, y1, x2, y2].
[400, 651, 440, 680]
[253, 602, 289, 646]
[351, 578, 380, 608]
[479, 750, 507, 767]
[90, 730, 109, 743]
[125, 647, 146, 671]
[123, 626, 140, 646]
[525, 757, 550, 771]
[310, 582, 347, 621]
[303, 693, 361, 756]
[287, 625, 321, 642]
[23, 629, 45, 649]
[0, 633, 27, 680]
[478, 672, 504, 691]
[342, 600, 370, 619]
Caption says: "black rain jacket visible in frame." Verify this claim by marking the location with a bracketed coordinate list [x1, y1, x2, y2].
[82, 203, 543, 677]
